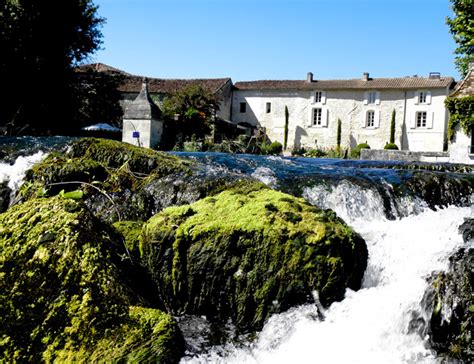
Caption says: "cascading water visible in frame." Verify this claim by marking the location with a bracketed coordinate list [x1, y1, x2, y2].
[0, 139, 472, 363]
[180, 159, 472, 364]
[0, 151, 46, 193]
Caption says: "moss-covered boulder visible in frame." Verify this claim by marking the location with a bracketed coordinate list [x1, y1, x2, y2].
[0, 196, 184, 362]
[19, 138, 247, 223]
[140, 182, 368, 331]
[421, 219, 473, 361]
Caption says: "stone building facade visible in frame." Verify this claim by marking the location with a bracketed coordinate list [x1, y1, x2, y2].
[231, 72, 455, 152]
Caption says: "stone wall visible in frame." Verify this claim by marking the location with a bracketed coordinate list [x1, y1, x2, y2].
[360, 149, 450, 163]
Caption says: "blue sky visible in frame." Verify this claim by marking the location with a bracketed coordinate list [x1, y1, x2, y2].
[92, 0, 459, 82]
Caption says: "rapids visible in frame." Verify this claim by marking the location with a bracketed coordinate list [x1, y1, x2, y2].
[0, 138, 472, 363]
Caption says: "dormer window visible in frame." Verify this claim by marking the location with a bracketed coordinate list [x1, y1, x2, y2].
[415, 91, 431, 105]
[368, 91, 377, 104]
[364, 91, 380, 105]
[315, 92, 322, 103]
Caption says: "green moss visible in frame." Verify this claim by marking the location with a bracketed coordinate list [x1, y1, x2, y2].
[0, 197, 184, 362]
[68, 138, 192, 176]
[54, 306, 184, 363]
[140, 183, 367, 330]
[113, 220, 144, 258]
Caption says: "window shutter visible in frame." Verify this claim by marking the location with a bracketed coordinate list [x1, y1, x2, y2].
[414, 93, 419, 105]
[374, 110, 380, 128]
[426, 91, 432, 105]
[426, 112, 434, 129]
[321, 109, 329, 127]
[308, 109, 314, 127]
[363, 92, 368, 105]
[310, 92, 316, 104]
[321, 91, 327, 105]
[409, 115, 416, 129]
[375, 91, 381, 105]
[361, 115, 366, 128]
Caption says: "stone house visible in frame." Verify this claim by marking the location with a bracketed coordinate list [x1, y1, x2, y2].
[231, 72, 455, 152]
[448, 63, 474, 165]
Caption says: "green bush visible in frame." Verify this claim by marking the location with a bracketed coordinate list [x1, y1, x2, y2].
[350, 143, 370, 159]
[260, 141, 283, 155]
[304, 148, 328, 158]
[291, 146, 307, 156]
[384, 143, 399, 150]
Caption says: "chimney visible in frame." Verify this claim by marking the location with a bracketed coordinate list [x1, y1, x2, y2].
[362, 72, 370, 81]
[429, 72, 441, 79]
[306, 72, 313, 83]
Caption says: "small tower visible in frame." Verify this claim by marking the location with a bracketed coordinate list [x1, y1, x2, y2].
[122, 79, 163, 148]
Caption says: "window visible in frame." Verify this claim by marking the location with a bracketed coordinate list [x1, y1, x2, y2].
[266, 102, 271, 113]
[416, 111, 427, 127]
[368, 91, 377, 104]
[419, 92, 427, 104]
[312, 108, 322, 126]
[315, 92, 322, 103]
[240, 102, 246, 113]
[366, 110, 375, 127]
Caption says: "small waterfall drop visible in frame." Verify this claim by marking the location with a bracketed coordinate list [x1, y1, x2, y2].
[0, 151, 46, 193]
[183, 179, 472, 363]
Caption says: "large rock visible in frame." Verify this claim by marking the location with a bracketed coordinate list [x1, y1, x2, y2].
[140, 182, 368, 331]
[0, 196, 184, 362]
[19, 138, 246, 223]
[420, 219, 473, 361]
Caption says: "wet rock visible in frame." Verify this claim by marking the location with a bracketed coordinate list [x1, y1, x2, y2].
[139, 182, 368, 332]
[0, 181, 10, 212]
[420, 218, 473, 361]
[0, 196, 184, 362]
[18, 138, 249, 223]
[398, 172, 474, 210]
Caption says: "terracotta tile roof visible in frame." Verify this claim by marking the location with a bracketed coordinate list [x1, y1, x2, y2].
[76, 63, 131, 75]
[76, 63, 231, 94]
[234, 77, 455, 91]
[119, 75, 231, 94]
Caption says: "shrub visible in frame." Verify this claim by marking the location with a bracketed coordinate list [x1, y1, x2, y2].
[350, 143, 370, 159]
[384, 143, 399, 150]
[260, 141, 283, 155]
[305, 148, 328, 158]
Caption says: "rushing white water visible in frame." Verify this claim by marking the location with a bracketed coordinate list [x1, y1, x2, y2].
[0, 151, 45, 193]
[183, 183, 473, 364]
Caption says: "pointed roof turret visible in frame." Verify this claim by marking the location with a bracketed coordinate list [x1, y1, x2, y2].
[123, 78, 162, 120]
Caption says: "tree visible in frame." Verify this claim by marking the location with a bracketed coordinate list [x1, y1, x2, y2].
[0, 0, 104, 135]
[161, 84, 219, 143]
[71, 69, 124, 128]
[389, 109, 396, 144]
[446, 0, 474, 77]
[283, 106, 289, 150]
[336, 118, 342, 148]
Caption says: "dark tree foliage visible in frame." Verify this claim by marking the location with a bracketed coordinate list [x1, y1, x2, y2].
[0, 0, 104, 135]
[283, 105, 289, 150]
[390, 109, 396, 144]
[446, 0, 474, 77]
[162, 84, 219, 143]
[71, 69, 124, 129]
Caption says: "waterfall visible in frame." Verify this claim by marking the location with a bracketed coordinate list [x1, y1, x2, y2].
[0, 151, 46, 194]
[182, 180, 472, 363]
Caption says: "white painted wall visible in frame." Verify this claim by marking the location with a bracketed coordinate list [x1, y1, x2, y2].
[404, 88, 449, 152]
[232, 87, 450, 152]
[449, 126, 474, 164]
[122, 119, 163, 149]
